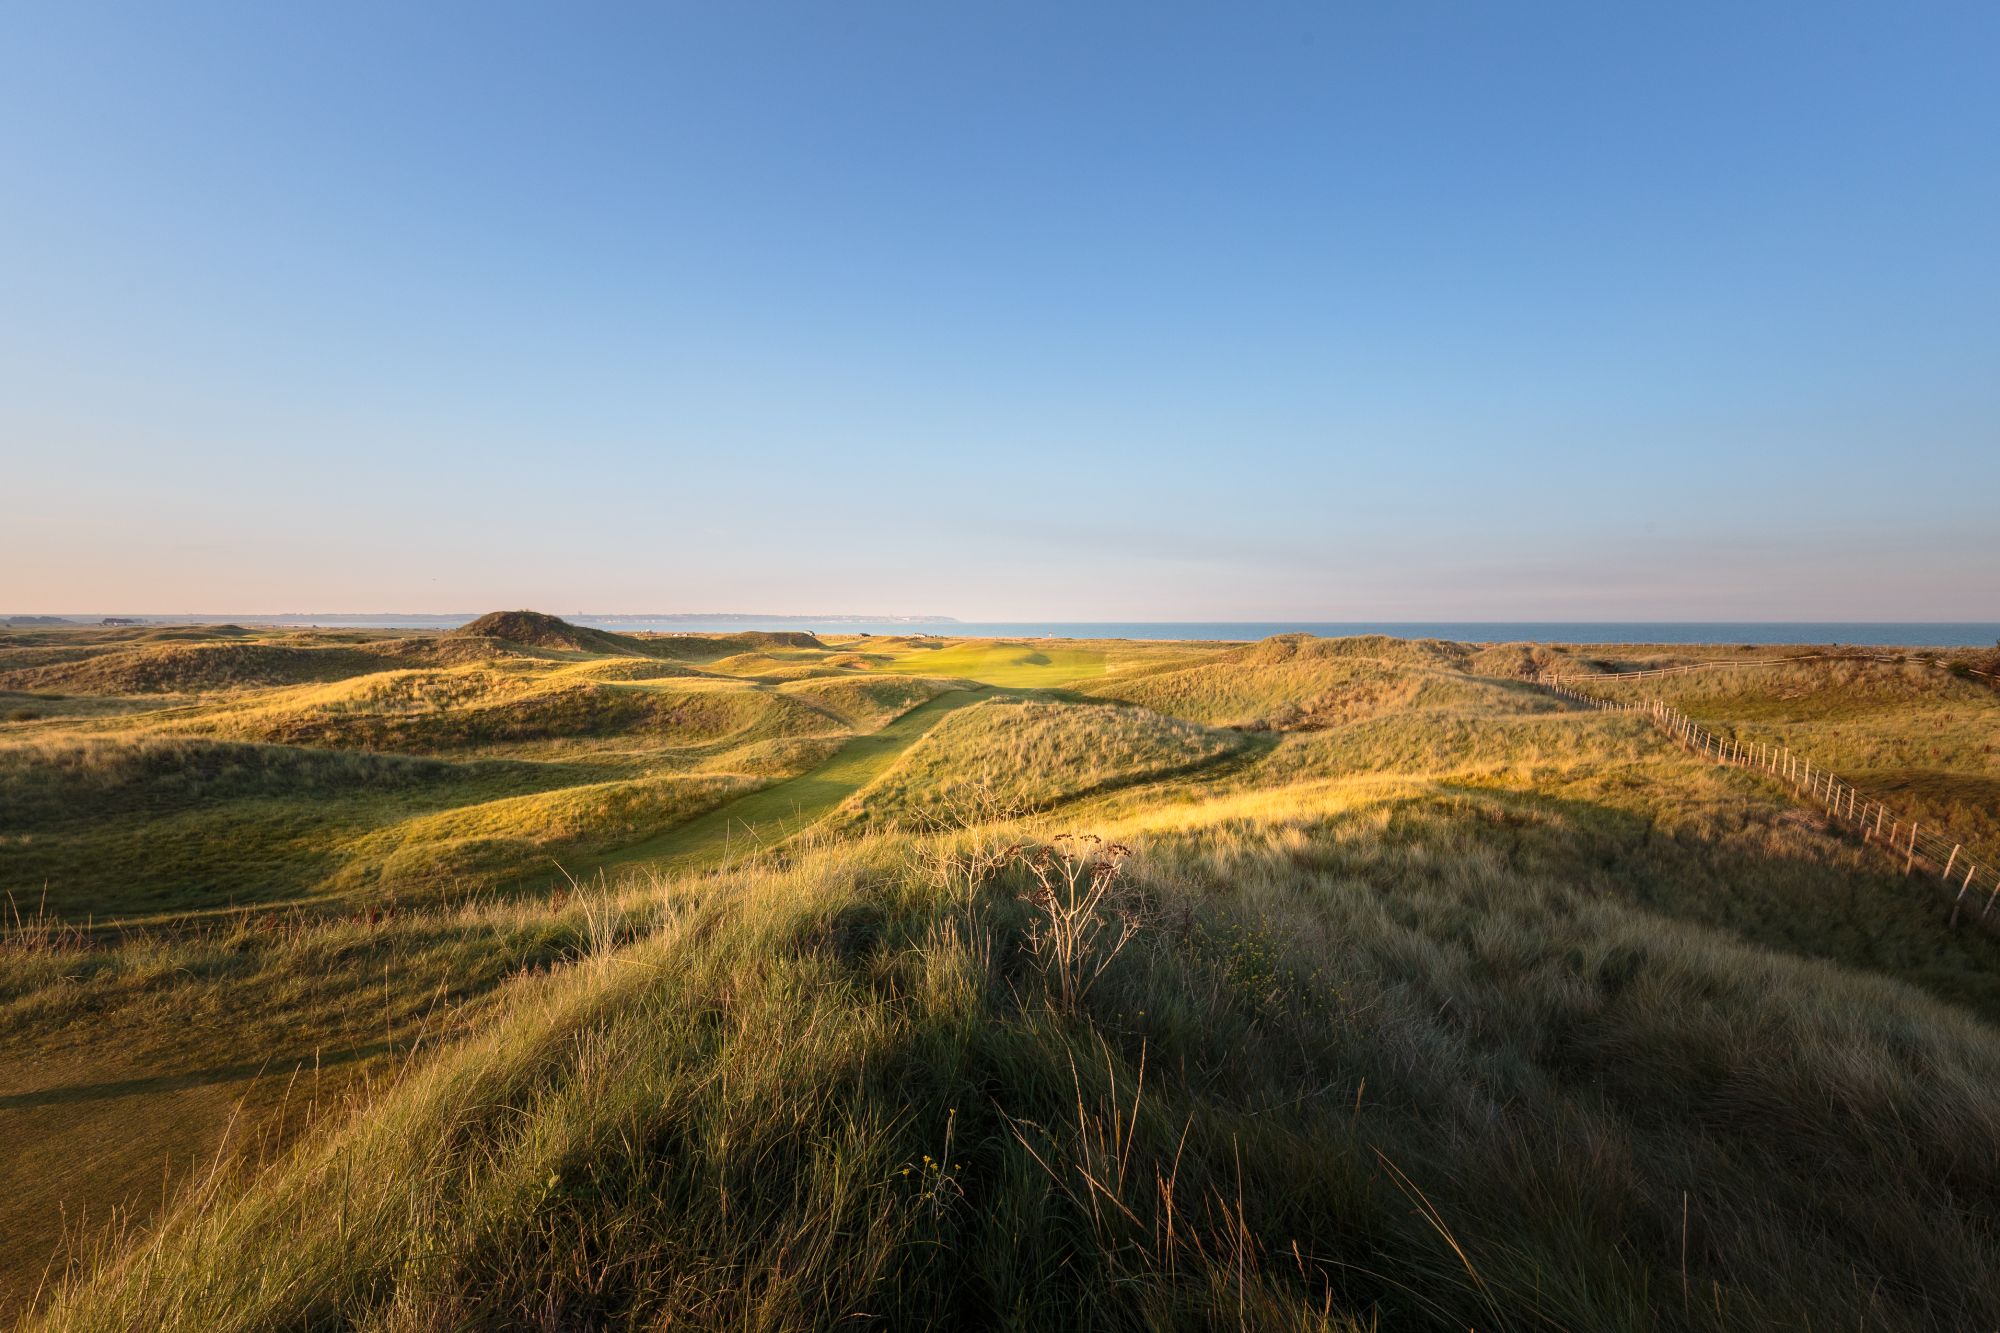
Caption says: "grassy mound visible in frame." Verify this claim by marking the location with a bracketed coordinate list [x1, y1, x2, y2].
[1242, 631, 1472, 671]
[639, 631, 832, 664]
[185, 672, 835, 754]
[0, 643, 391, 696]
[446, 617, 833, 666]
[542, 657, 705, 683]
[356, 634, 550, 668]
[330, 774, 762, 893]
[26, 817, 2000, 1331]
[448, 611, 646, 656]
[1581, 656, 2000, 856]
[845, 697, 1246, 826]
[779, 675, 964, 729]
[0, 736, 455, 826]
[1084, 635, 1535, 731]
[1464, 640, 1562, 678]
[696, 734, 849, 778]
[0, 644, 125, 674]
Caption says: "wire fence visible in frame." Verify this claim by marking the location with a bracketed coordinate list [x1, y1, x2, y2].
[1537, 673, 2000, 929]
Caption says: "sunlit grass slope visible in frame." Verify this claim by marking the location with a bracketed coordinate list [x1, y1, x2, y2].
[1083, 633, 1543, 730]
[872, 638, 1113, 688]
[843, 696, 1251, 826]
[1574, 655, 2000, 854]
[0, 617, 998, 922]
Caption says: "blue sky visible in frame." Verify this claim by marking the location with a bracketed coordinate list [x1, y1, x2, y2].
[4, 2, 1996, 618]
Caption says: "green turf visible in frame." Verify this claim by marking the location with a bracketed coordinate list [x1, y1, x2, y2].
[873, 640, 1109, 688]
[578, 687, 991, 873]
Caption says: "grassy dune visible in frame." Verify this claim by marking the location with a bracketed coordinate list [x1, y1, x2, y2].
[1574, 657, 2000, 855]
[7, 618, 2000, 1330]
[327, 773, 764, 894]
[1082, 633, 1535, 731]
[0, 621, 1010, 922]
[0, 889, 660, 1319]
[23, 782, 2000, 1330]
[844, 696, 1251, 826]
[776, 674, 966, 729]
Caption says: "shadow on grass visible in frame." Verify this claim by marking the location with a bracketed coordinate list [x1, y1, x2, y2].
[0, 1040, 399, 1110]
[1405, 779, 2000, 1024]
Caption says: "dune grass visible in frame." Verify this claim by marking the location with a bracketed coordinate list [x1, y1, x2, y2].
[1576, 657, 2000, 855]
[0, 885, 665, 1323]
[10, 619, 2000, 1330]
[23, 783, 2000, 1330]
[0, 621, 1005, 924]
[843, 696, 1252, 827]
[1082, 634, 1546, 731]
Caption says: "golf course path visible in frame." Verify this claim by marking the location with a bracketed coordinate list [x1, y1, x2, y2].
[581, 687, 992, 876]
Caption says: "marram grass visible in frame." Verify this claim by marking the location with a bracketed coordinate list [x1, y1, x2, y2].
[5, 617, 2000, 1330]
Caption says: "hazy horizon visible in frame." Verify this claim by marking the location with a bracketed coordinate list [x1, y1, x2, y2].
[10, 608, 1999, 644]
[11, 609, 2000, 626]
[6, 3, 1997, 619]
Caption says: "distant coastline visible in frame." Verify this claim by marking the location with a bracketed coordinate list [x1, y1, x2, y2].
[6, 614, 1996, 648]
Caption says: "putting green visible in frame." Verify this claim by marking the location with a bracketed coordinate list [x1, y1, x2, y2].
[874, 641, 1106, 689]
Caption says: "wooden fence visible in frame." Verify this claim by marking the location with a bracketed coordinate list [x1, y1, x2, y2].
[1537, 673, 2000, 928]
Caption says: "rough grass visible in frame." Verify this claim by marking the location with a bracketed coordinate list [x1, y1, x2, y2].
[776, 674, 965, 729]
[162, 669, 844, 756]
[12, 622, 2000, 1330]
[1084, 635, 1547, 731]
[0, 643, 392, 696]
[0, 737, 457, 823]
[0, 633, 976, 923]
[1579, 658, 2000, 855]
[0, 634, 559, 697]
[0, 888, 659, 1322]
[842, 697, 1251, 828]
[23, 798, 2000, 1331]
[327, 774, 765, 895]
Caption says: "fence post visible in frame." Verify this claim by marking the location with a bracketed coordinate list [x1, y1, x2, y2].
[1943, 844, 1960, 882]
[1906, 822, 1919, 875]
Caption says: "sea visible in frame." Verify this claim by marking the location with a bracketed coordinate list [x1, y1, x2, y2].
[63, 616, 2000, 647]
[584, 620, 2000, 646]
